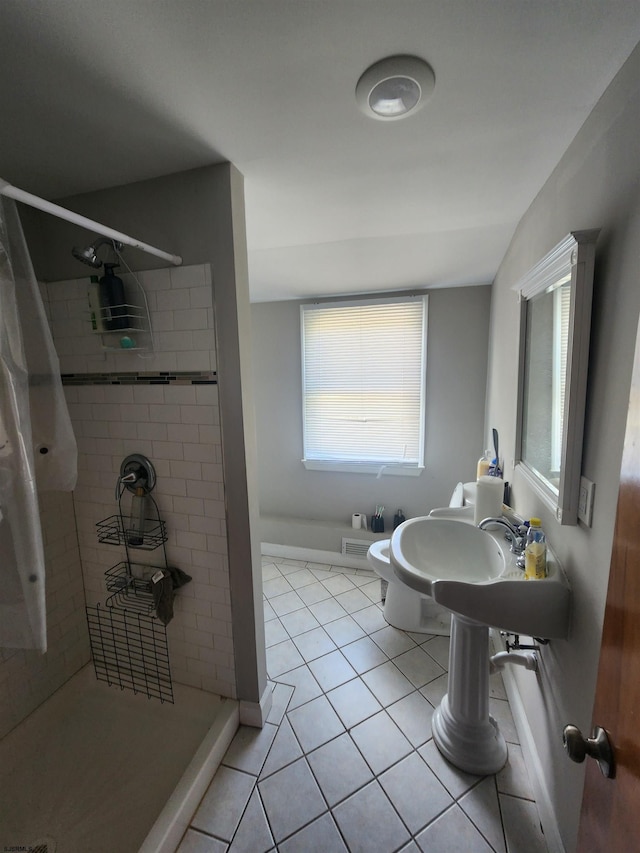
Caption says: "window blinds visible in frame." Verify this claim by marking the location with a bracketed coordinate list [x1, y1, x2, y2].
[301, 297, 427, 467]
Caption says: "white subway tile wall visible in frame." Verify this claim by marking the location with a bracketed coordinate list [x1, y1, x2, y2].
[0, 263, 235, 740]
[58, 263, 236, 698]
[0, 492, 88, 740]
[46, 262, 215, 375]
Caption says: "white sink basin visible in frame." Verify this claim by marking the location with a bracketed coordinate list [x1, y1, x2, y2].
[389, 515, 571, 639]
[390, 518, 505, 591]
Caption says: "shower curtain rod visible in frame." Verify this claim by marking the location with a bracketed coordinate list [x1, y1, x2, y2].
[0, 177, 182, 267]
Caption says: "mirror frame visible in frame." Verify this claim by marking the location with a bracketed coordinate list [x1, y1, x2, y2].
[514, 230, 599, 525]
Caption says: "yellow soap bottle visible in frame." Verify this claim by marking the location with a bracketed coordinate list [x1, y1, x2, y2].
[524, 518, 547, 580]
[476, 449, 492, 479]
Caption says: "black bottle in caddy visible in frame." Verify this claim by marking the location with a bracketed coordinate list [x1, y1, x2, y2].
[99, 263, 129, 330]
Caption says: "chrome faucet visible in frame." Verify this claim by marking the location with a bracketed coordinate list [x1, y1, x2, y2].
[477, 517, 526, 555]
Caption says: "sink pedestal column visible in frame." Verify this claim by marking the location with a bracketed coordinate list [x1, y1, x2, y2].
[431, 612, 507, 775]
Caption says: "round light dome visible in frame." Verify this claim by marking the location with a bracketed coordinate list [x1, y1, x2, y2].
[356, 55, 435, 120]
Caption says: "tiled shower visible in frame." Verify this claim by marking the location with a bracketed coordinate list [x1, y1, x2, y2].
[0, 261, 237, 741]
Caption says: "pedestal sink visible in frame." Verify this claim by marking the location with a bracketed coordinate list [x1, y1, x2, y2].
[389, 515, 571, 775]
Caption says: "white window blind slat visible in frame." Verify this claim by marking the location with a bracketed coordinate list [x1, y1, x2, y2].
[301, 297, 427, 469]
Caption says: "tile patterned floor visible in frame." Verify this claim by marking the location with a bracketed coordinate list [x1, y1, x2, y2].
[178, 558, 549, 852]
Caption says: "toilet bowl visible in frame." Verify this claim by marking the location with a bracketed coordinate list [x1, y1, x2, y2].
[368, 539, 451, 635]
[366, 483, 472, 635]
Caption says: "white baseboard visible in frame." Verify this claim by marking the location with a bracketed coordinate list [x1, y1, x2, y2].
[240, 682, 274, 727]
[262, 541, 371, 571]
[494, 631, 565, 853]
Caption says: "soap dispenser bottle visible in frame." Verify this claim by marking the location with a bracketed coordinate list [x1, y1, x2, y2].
[99, 262, 128, 330]
[476, 449, 492, 479]
[524, 517, 547, 579]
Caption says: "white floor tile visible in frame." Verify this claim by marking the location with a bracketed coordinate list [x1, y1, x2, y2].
[266, 639, 305, 678]
[295, 581, 333, 607]
[278, 812, 348, 852]
[178, 828, 229, 852]
[500, 793, 549, 853]
[262, 576, 293, 599]
[386, 690, 436, 748]
[370, 625, 417, 658]
[496, 742, 535, 800]
[361, 661, 415, 706]
[379, 751, 453, 834]
[326, 677, 382, 729]
[333, 780, 411, 853]
[350, 710, 413, 775]
[287, 694, 345, 753]
[187, 558, 549, 852]
[415, 803, 495, 853]
[222, 723, 278, 776]
[334, 587, 374, 613]
[340, 636, 388, 674]
[228, 788, 274, 853]
[392, 646, 446, 688]
[459, 776, 507, 853]
[264, 618, 288, 648]
[308, 649, 357, 692]
[322, 614, 366, 647]
[292, 626, 337, 662]
[285, 568, 318, 589]
[191, 765, 255, 841]
[259, 717, 303, 779]
[322, 574, 357, 596]
[308, 597, 347, 624]
[306, 732, 374, 807]
[351, 604, 388, 634]
[273, 664, 323, 710]
[266, 682, 294, 725]
[278, 607, 320, 637]
[418, 739, 480, 800]
[270, 590, 306, 617]
[258, 758, 326, 843]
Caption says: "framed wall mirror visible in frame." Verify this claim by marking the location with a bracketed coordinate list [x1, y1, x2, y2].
[514, 230, 598, 525]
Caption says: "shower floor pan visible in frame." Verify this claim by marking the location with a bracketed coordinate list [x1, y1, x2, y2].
[0, 664, 238, 853]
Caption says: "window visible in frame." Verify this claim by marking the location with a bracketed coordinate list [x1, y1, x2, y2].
[301, 296, 427, 475]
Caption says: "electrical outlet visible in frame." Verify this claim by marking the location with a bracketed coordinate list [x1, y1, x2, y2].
[578, 476, 595, 527]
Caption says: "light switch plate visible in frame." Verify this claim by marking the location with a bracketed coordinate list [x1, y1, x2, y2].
[578, 476, 595, 527]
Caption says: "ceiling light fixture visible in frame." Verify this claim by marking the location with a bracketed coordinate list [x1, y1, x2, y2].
[356, 54, 435, 120]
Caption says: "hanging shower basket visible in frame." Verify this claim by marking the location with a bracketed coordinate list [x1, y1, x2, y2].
[87, 457, 188, 703]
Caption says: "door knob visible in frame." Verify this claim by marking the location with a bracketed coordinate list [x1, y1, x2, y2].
[563, 724, 616, 779]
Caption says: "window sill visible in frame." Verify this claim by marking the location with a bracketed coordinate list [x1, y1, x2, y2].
[302, 460, 424, 477]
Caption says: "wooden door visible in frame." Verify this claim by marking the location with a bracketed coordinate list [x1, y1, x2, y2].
[576, 318, 640, 851]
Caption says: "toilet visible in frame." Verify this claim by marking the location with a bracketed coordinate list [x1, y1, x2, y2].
[368, 539, 451, 634]
[366, 482, 474, 636]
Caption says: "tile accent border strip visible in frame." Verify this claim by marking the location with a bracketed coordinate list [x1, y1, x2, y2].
[61, 371, 217, 386]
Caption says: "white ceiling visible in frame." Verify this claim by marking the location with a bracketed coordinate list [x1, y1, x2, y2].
[0, 2, 639, 302]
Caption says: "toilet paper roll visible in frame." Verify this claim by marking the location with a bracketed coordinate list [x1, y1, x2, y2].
[474, 476, 504, 525]
[352, 513, 362, 529]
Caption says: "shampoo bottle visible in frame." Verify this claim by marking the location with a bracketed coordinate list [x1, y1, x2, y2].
[524, 517, 547, 579]
[127, 487, 148, 547]
[99, 263, 128, 330]
[88, 274, 104, 332]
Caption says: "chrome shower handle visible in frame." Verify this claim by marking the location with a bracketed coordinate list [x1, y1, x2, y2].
[115, 471, 137, 500]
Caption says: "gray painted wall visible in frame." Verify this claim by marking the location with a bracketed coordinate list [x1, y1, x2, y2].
[486, 44, 640, 852]
[251, 286, 492, 530]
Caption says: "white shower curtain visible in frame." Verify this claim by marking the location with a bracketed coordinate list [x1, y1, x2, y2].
[0, 198, 77, 652]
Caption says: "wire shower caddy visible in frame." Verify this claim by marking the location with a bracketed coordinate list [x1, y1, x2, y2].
[87, 486, 175, 702]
